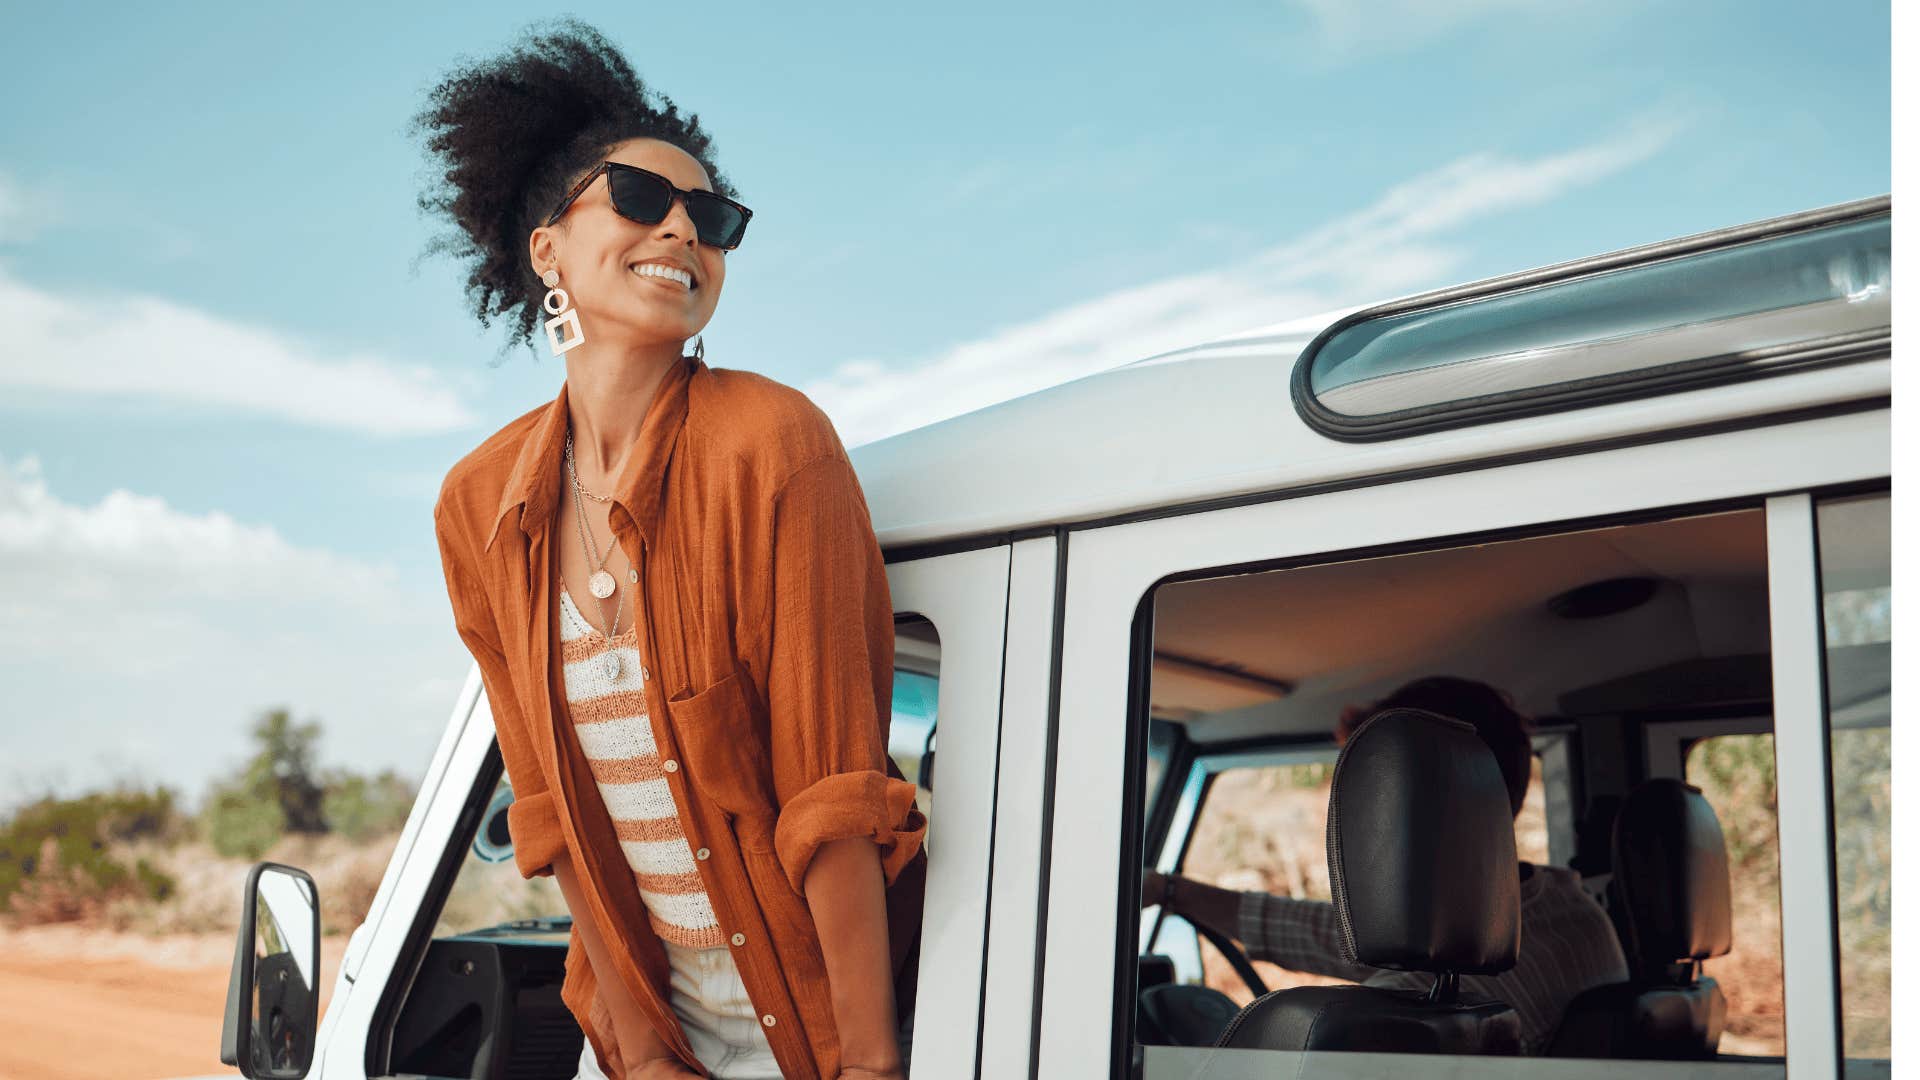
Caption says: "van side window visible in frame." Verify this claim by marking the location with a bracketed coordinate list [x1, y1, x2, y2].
[1682, 733, 1783, 1056]
[1816, 493, 1891, 1061]
[1130, 506, 1780, 1074]
[890, 615, 940, 819]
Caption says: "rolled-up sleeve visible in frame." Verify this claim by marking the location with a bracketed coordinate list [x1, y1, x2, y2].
[765, 453, 927, 895]
[434, 493, 566, 880]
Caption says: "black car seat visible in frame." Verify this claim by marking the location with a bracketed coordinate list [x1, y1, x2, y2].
[1211, 707, 1524, 1055]
[1548, 777, 1732, 1059]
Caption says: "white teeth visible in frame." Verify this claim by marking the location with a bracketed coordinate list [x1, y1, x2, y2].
[631, 263, 693, 289]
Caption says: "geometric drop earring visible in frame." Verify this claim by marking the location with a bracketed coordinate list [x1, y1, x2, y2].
[542, 267, 585, 356]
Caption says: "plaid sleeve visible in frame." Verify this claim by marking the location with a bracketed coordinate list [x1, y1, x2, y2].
[1236, 891, 1380, 983]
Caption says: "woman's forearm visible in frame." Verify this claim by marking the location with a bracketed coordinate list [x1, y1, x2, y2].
[803, 835, 903, 1073]
[552, 853, 683, 1073]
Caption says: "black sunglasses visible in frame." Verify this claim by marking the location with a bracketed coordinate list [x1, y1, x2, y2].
[544, 161, 753, 250]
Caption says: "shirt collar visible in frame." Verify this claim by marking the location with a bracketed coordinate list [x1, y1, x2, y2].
[485, 353, 699, 554]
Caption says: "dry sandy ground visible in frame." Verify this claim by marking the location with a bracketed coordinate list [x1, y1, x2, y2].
[0, 925, 349, 1080]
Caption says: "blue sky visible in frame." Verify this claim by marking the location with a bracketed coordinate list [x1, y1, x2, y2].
[0, 2, 1891, 812]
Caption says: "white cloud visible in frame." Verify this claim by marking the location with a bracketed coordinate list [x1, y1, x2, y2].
[0, 266, 480, 435]
[811, 114, 1686, 448]
[0, 453, 465, 813]
[1276, 0, 1636, 64]
[0, 454, 400, 636]
[0, 170, 55, 246]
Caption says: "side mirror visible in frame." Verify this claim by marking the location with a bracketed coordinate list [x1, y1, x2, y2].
[220, 861, 321, 1078]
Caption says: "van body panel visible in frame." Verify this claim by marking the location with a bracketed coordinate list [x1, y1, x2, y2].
[853, 346, 1886, 550]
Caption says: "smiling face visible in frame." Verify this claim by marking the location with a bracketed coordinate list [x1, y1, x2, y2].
[528, 137, 728, 349]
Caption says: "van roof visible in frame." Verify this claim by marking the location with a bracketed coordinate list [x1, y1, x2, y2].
[850, 197, 1891, 551]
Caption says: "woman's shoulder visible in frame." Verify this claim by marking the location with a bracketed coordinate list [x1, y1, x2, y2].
[692, 363, 852, 485]
[434, 398, 550, 539]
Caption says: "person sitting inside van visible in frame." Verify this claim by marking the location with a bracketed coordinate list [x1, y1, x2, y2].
[1143, 676, 1629, 1056]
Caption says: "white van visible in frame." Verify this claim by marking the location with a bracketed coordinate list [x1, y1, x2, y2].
[218, 193, 1891, 1080]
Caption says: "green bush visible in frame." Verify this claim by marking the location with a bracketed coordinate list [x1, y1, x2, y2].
[201, 777, 286, 860]
[0, 785, 184, 922]
[321, 768, 417, 842]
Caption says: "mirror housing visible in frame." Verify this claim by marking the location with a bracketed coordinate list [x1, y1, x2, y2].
[220, 861, 321, 1078]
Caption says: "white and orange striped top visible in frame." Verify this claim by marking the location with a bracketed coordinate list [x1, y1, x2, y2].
[558, 584, 726, 949]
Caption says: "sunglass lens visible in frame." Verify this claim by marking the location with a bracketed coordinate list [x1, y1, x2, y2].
[685, 194, 747, 249]
[607, 168, 673, 224]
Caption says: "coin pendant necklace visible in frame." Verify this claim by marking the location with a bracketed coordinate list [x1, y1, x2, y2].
[564, 431, 624, 679]
[564, 433, 619, 600]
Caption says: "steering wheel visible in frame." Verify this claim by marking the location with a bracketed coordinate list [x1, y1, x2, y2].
[1136, 912, 1273, 1048]
[1182, 913, 1270, 998]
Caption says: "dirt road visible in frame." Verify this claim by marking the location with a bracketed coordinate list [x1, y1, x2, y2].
[0, 926, 348, 1080]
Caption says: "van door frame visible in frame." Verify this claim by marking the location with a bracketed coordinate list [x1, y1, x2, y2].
[975, 535, 1065, 1080]
[1025, 407, 1885, 1080]
[879, 544, 1015, 1080]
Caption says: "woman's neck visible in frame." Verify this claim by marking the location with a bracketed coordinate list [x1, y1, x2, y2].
[561, 346, 680, 480]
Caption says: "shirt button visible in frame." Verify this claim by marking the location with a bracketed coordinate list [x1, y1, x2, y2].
[628, 568, 639, 583]
[731, 932, 746, 946]
[761, 1014, 777, 1028]
[695, 847, 710, 860]
[662, 759, 678, 773]
[640, 665, 649, 682]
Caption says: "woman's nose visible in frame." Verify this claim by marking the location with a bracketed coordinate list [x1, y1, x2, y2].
[654, 195, 700, 243]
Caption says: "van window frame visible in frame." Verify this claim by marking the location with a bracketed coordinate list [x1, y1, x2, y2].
[1109, 498, 1839, 1077]
[1289, 195, 1890, 442]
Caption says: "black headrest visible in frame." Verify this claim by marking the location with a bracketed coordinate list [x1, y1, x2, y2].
[1612, 779, 1733, 967]
[1328, 708, 1521, 975]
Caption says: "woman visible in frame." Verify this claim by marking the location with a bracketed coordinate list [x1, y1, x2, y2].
[415, 19, 927, 1080]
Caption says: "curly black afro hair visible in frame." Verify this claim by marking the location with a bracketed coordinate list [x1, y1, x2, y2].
[408, 17, 740, 364]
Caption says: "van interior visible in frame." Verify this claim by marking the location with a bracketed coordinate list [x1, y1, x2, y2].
[1129, 499, 1889, 1070]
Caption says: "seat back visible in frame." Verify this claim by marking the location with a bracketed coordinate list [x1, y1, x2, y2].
[1216, 708, 1524, 1055]
[1548, 778, 1733, 1059]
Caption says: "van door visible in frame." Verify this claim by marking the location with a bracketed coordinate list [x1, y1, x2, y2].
[1026, 407, 1885, 1080]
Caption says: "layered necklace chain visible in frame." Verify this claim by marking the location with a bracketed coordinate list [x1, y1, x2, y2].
[564, 432, 627, 677]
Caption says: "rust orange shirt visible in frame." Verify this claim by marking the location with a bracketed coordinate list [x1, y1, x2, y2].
[432, 354, 929, 1079]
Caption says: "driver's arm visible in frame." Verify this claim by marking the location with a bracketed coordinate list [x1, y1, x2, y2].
[1237, 890, 1377, 982]
[1148, 872, 1379, 983]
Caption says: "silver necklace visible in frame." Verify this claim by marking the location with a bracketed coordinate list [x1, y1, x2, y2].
[564, 432, 620, 601]
[564, 431, 625, 679]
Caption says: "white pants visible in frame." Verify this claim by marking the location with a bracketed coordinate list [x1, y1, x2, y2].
[575, 940, 914, 1079]
[663, 939, 785, 1078]
[571, 939, 779, 1079]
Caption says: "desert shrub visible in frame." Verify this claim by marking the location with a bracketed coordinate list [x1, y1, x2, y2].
[200, 706, 335, 856]
[202, 778, 285, 860]
[320, 768, 417, 843]
[0, 786, 184, 924]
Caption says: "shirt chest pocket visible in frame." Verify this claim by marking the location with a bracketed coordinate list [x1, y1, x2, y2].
[665, 660, 778, 848]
